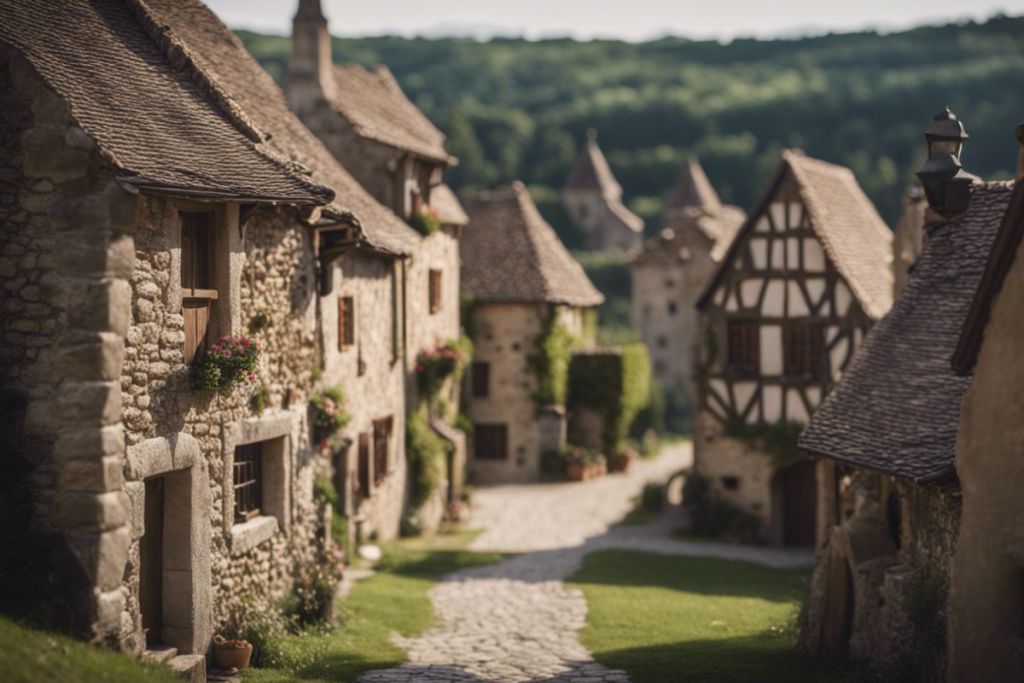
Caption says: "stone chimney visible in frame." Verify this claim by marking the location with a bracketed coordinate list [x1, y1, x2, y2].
[1015, 123, 1024, 182]
[286, 0, 335, 114]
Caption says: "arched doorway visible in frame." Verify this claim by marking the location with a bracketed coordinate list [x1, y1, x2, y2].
[778, 460, 817, 546]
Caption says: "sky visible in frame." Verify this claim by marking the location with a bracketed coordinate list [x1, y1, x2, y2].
[206, 0, 1024, 41]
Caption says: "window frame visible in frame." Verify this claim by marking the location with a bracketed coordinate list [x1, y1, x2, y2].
[470, 361, 490, 398]
[180, 211, 218, 364]
[372, 417, 393, 486]
[473, 423, 508, 461]
[233, 442, 263, 523]
[725, 319, 760, 376]
[783, 318, 825, 381]
[338, 295, 355, 350]
[428, 269, 443, 315]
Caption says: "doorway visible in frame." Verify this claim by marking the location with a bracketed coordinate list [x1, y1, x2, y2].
[780, 460, 817, 546]
[140, 476, 164, 648]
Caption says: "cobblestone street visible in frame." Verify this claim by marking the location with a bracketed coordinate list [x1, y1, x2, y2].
[359, 443, 810, 683]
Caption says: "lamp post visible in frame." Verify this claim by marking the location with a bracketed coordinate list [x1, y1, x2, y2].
[916, 107, 972, 217]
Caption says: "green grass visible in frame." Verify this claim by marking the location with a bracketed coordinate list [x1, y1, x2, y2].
[0, 617, 178, 683]
[569, 551, 873, 683]
[245, 530, 503, 683]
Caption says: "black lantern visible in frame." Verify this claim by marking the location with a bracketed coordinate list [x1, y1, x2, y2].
[916, 107, 972, 217]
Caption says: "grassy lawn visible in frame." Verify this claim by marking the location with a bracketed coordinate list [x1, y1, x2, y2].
[245, 530, 502, 683]
[569, 550, 872, 682]
[0, 617, 178, 683]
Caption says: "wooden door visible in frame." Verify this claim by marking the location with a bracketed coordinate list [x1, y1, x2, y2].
[781, 460, 817, 547]
[140, 477, 164, 647]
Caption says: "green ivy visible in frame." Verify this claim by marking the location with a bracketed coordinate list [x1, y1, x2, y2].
[409, 209, 441, 236]
[725, 419, 804, 468]
[567, 344, 652, 455]
[312, 475, 347, 551]
[460, 294, 477, 340]
[415, 336, 473, 402]
[405, 408, 450, 513]
[528, 307, 577, 409]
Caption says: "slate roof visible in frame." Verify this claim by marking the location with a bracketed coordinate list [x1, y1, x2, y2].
[0, 0, 331, 205]
[632, 206, 746, 267]
[461, 182, 604, 307]
[329, 64, 452, 164]
[137, 0, 419, 256]
[800, 181, 1015, 484]
[430, 183, 469, 227]
[565, 131, 623, 197]
[698, 150, 894, 320]
[953, 180, 1024, 374]
[666, 158, 723, 214]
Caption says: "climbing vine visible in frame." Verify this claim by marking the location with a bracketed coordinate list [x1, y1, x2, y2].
[725, 419, 804, 468]
[567, 344, 652, 454]
[405, 407, 451, 512]
[415, 336, 473, 401]
[528, 307, 577, 409]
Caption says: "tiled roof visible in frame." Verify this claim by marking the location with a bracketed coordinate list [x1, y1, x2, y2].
[431, 183, 469, 227]
[328, 64, 452, 164]
[565, 131, 623, 197]
[0, 0, 331, 205]
[461, 182, 604, 307]
[666, 158, 723, 214]
[800, 181, 1015, 484]
[632, 206, 745, 267]
[137, 0, 419, 256]
[953, 180, 1024, 374]
[699, 150, 894, 320]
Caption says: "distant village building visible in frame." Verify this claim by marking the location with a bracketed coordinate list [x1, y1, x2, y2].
[893, 187, 928, 296]
[461, 183, 603, 483]
[947, 133, 1024, 682]
[798, 160, 1013, 675]
[562, 130, 644, 252]
[0, 0, 456, 673]
[286, 0, 468, 534]
[694, 151, 893, 546]
[630, 159, 744, 424]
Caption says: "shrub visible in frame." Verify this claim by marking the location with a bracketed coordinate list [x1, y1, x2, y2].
[310, 388, 350, 442]
[220, 595, 292, 667]
[567, 344, 652, 454]
[415, 337, 473, 400]
[682, 469, 760, 542]
[405, 408, 450, 514]
[640, 483, 665, 513]
[313, 475, 347, 550]
[285, 542, 345, 630]
[409, 207, 441, 236]
[192, 336, 261, 394]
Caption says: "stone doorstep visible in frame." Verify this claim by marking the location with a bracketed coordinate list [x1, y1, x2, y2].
[168, 654, 205, 683]
[142, 645, 178, 664]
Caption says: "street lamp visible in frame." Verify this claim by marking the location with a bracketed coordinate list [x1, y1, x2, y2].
[916, 107, 972, 217]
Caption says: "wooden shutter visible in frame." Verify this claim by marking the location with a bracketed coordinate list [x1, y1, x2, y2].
[428, 270, 442, 314]
[181, 212, 217, 364]
[338, 296, 354, 349]
[726, 320, 759, 376]
[357, 433, 370, 497]
[471, 362, 490, 398]
[473, 424, 508, 461]
[372, 417, 393, 485]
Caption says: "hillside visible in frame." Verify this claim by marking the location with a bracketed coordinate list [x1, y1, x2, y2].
[238, 14, 1024, 241]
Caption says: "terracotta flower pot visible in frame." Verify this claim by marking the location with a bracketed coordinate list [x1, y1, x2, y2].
[566, 462, 586, 481]
[608, 453, 633, 473]
[213, 642, 253, 671]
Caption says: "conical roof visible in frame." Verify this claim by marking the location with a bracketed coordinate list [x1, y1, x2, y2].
[461, 183, 604, 307]
[564, 130, 623, 197]
[666, 158, 722, 213]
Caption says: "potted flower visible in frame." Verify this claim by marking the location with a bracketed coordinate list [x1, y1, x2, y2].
[192, 336, 262, 394]
[213, 634, 253, 671]
[310, 388, 350, 447]
[609, 443, 639, 473]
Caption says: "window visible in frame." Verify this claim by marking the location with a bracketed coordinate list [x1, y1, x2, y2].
[372, 417, 393, 486]
[722, 476, 740, 491]
[338, 296, 354, 350]
[726, 320, 759, 375]
[428, 269, 442, 315]
[656, 336, 668, 349]
[233, 443, 262, 523]
[784, 319, 824, 379]
[471, 362, 490, 398]
[181, 212, 217, 363]
[667, 302, 678, 315]
[357, 433, 370, 498]
[474, 423, 508, 460]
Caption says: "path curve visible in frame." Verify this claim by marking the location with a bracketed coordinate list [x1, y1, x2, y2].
[359, 444, 810, 683]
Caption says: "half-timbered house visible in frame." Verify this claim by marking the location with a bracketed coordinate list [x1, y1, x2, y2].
[461, 183, 603, 483]
[693, 150, 893, 546]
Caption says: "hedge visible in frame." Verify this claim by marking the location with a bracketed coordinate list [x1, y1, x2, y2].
[567, 343, 652, 455]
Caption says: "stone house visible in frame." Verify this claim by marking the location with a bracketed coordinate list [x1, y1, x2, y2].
[693, 151, 893, 547]
[562, 130, 644, 252]
[947, 132, 1024, 682]
[461, 183, 604, 483]
[286, 0, 468, 531]
[630, 159, 744, 425]
[0, 0, 424, 672]
[798, 171, 1014, 675]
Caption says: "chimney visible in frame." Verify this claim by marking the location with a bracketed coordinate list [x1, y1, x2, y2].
[286, 0, 335, 114]
[1016, 123, 1024, 183]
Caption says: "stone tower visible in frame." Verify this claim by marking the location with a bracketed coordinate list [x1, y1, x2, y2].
[286, 0, 335, 114]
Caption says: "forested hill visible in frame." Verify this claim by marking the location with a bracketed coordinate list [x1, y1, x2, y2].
[238, 15, 1024, 241]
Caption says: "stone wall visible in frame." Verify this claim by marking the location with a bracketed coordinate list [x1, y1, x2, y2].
[0, 47, 137, 646]
[949, 222, 1024, 681]
[562, 189, 642, 252]
[320, 248, 407, 541]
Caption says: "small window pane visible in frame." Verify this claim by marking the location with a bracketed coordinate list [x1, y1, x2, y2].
[471, 362, 490, 398]
[726, 320, 759, 375]
[474, 423, 508, 460]
[233, 443, 262, 523]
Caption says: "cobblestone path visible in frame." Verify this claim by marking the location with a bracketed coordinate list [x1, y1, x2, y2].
[359, 443, 810, 683]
